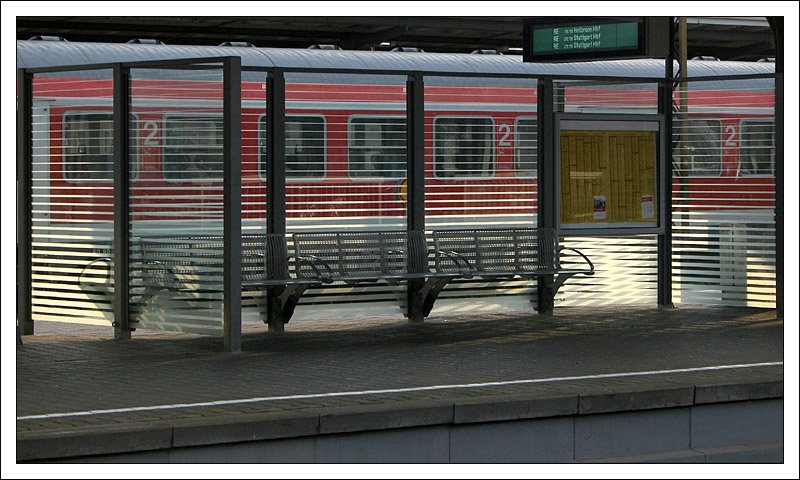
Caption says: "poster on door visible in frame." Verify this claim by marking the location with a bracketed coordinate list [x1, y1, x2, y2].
[593, 195, 607, 220]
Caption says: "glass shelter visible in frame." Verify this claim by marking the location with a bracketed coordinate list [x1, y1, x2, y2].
[17, 40, 779, 352]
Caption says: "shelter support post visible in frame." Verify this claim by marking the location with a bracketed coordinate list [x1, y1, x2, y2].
[537, 77, 556, 314]
[113, 65, 132, 340]
[18, 69, 33, 336]
[407, 73, 425, 234]
[223, 57, 243, 352]
[768, 17, 783, 319]
[265, 69, 286, 332]
[658, 18, 675, 308]
[406, 72, 426, 322]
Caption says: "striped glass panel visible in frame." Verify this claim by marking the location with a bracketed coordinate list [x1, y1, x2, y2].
[280, 73, 408, 233]
[425, 78, 539, 231]
[30, 70, 117, 326]
[128, 68, 225, 334]
[671, 77, 776, 307]
[240, 78, 267, 325]
[560, 81, 659, 115]
[243, 74, 411, 324]
[556, 235, 658, 307]
[554, 81, 661, 306]
[424, 78, 539, 314]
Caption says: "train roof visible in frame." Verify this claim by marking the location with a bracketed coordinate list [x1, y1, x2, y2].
[17, 40, 774, 87]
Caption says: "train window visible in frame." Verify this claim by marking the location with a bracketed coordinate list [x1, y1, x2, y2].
[163, 114, 223, 181]
[515, 117, 537, 178]
[63, 112, 137, 182]
[739, 120, 775, 176]
[434, 117, 494, 178]
[675, 119, 722, 176]
[259, 115, 326, 179]
[348, 116, 406, 179]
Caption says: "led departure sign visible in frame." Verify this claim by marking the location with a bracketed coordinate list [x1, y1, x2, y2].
[523, 17, 670, 62]
[533, 22, 639, 54]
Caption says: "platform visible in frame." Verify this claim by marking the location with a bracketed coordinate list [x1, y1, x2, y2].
[15, 305, 785, 464]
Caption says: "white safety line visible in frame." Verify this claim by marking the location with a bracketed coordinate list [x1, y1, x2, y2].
[17, 361, 782, 421]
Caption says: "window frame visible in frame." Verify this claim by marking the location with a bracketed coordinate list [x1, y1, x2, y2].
[738, 118, 775, 177]
[257, 113, 327, 182]
[675, 117, 723, 177]
[61, 110, 139, 183]
[347, 114, 408, 181]
[161, 112, 225, 183]
[432, 115, 496, 180]
[514, 116, 538, 179]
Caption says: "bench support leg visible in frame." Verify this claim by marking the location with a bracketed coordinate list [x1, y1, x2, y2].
[265, 287, 285, 332]
[406, 277, 454, 322]
[537, 272, 588, 314]
[537, 275, 555, 315]
[265, 284, 313, 332]
[406, 279, 425, 323]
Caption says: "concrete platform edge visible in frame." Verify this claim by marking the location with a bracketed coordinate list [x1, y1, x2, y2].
[16, 381, 784, 462]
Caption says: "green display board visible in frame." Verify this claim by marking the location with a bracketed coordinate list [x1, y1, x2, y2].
[532, 22, 639, 55]
[523, 17, 670, 62]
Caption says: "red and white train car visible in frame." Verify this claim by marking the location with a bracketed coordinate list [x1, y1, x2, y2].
[18, 40, 775, 234]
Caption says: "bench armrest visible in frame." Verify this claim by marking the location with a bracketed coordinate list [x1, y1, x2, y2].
[79, 257, 113, 292]
[298, 255, 335, 284]
[558, 247, 595, 275]
[438, 250, 474, 278]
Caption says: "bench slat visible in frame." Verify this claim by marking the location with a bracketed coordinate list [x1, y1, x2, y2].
[433, 228, 572, 277]
[293, 230, 434, 283]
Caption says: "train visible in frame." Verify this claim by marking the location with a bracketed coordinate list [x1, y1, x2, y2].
[16, 39, 777, 327]
[17, 39, 776, 230]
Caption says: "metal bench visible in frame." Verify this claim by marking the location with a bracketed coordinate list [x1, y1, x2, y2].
[240, 233, 321, 330]
[291, 230, 458, 322]
[134, 235, 224, 291]
[122, 235, 238, 323]
[432, 227, 594, 313]
[77, 228, 592, 331]
[78, 233, 321, 330]
[77, 235, 192, 302]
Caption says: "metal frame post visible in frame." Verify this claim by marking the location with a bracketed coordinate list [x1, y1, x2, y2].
[18, 69, 33, 336]
[113, 65, 132, 340]
[407, 72, 425, 232]
[537, 78, 556, 231]
[537, 77, 556, 313]
[406, 72, 426, 321]
[266, 69, 286, 236]
[658, 18, 676, 308]
[265, 69, 286, 332]
[768, 17, 783, 319]
[223, 56, 242, 352]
